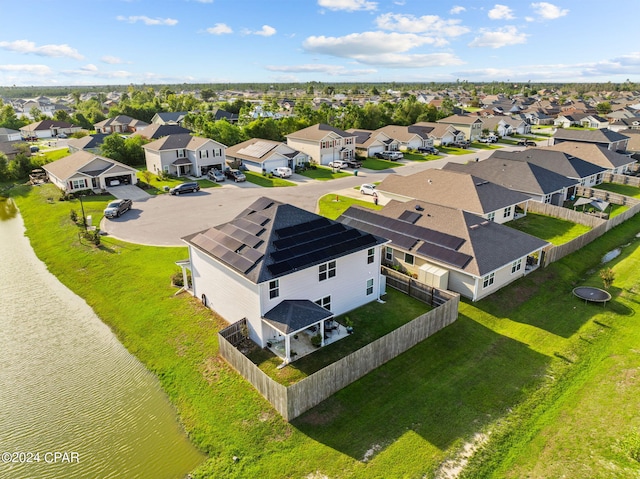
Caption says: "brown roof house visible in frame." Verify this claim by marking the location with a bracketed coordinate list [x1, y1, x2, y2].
[285, 123, 356, 166]
[94, 115, 149, 134]
[546, 141, 636, 174]
[436, 114, 484, 141]
[225, 138, 309, 174]
[338, 199, 549, 301]
[19, 120, 82, 140]
[142, 133, 226, 177]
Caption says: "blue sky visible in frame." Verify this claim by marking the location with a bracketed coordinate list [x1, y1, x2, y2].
[1, 0, 639, 86]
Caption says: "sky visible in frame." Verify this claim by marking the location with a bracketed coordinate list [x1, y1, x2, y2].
[1, 0, 639, 87]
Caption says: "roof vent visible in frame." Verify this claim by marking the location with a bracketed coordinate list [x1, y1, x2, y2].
[415, 205, 424, 211]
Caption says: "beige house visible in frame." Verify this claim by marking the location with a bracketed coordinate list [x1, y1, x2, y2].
[285, 123, 356, 166]
[546, 141, 636, 174]
[225, 138, 309, 173]
[436, 115, 484, 141]
[143, 133, 226, 177]
[412, 122, 464, 146]
[94, 115, 148, 134]
[338, 200, 548, 301]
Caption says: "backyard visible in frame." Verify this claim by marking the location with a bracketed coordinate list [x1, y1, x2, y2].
[6, 182, 640, 478]
[507, 212, 591, 245]
[299, 165, 352, 180]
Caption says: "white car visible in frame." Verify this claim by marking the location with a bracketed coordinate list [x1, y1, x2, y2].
[272, 166, 292, 178]
[360, 184, 377, 196]
[328, 160, 348, 168]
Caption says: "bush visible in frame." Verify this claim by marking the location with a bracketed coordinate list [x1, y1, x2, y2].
[81, 229, 101, 246]
[310, 334, 322, 347]
[69, 209, 78, 223]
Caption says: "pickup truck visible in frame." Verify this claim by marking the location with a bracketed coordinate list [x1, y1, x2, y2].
[104, 198, 133, 218]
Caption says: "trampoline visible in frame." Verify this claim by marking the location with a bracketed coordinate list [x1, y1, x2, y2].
[573, 286, 611, 305]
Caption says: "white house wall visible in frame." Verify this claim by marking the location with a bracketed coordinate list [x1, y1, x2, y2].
[447, 269, 477, 299]
[474, 255, 529, 301]
[189, 246, 262, 344]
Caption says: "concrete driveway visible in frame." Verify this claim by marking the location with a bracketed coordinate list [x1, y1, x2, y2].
[106, 184, 152, 201]
[100, 148, 508, 247]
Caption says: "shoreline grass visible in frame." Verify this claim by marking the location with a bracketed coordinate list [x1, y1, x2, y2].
[7, 183, 640, 478]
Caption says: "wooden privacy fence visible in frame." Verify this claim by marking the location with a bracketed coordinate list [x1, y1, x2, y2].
[576, 186, 640, 207]
[602, 172, 640, 188]
[527, 201, 606, 228]
[381, 265, 456, 306]
[218, 290, 459, 421]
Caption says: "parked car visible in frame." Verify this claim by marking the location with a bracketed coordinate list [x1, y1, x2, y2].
[104, 198, 133, 218]
[452, 141, 469, 149]
[360, 183, 377, 196]
[170, 182, 200, 195]
[478, 135, 498, 143]
[29, 145, 39, 153]
[379, 151, 403, 160]
[345, 158, 363, 168]
[225, 169, 246, 182]
[328, 160, 348, 169]
[418, 146, 439, 154]
[517, 139, 537, 147]
[56, 133, 68, 139]
[272, 166, 292, 178]
[207, 169, 225, 182]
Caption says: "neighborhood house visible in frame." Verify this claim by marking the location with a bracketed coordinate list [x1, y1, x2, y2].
[142, 133, 226, 177]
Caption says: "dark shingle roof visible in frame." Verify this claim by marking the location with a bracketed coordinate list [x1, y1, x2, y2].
[553, 128, 629, 144]
[490, 149, 607, 180]
[263, 300, 333, 335]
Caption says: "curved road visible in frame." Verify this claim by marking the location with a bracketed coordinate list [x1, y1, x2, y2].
[100, 149, 506, 247]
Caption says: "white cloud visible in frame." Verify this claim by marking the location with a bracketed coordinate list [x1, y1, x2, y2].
[255, 25, 276, 37]
[207, 23, 233, 35]
[265, 63, 377, 76]
[62, 64, 133, 79]
[468, 26, 527, 48]
[304, 31, 438, 57]
[355, 52, 464, 68]
[0, 40, 84, 60]
[375, 13, 469, 38]
[317, 0, 377, 12]
[116, 15, 178, 26]
[450, 6, 466, 14]
[530, 2, 568, 20]
[0, 64, 52, 75]
[101, 55, 125, 64]
[488, 4, 515, 20]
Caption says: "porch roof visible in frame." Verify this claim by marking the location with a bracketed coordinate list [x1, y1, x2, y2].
[172, 157, 191, 165]
[263, 300, 333, 335]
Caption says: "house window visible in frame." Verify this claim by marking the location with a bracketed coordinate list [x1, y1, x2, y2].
[269, 279, 279, 299]
[511, 259, 522, 274]
[503, 206, 512, 218]
[315, 296, 331, 311]
[487, 212, 495, 222]
[544, 194, 552, 204]
[483, 272, 495, 288]
[405, 253, 414, 265]
[71, 179, 86, 190]
[319, 260, 336, 281]
[367, 248, 375, 264]
[385, 247, 393, 262]
[366, 278, 374, 296]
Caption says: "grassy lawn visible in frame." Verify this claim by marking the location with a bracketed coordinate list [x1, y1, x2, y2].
[595, 182, 640, 199]
[401, 151, 440, 161]
[136, 171, 218, 194]
[507, 212, 591, 245]
[244, 171, 296, 187]
[299, 165, 352, 181]
[470, 142, 502, 150]
[438, 146, 474, 155]
[317, 193, 383, 219]
[248, 288, 431, 386]
[8, 183, 640, 479]
[361, 157, 403, 170]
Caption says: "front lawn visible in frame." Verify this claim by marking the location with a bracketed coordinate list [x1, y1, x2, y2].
[136, 171, 218, 194]
[244, 171, 296, 187]
[507, 212, 591, 245]
[470, 142, 502, 150]
[438, 146, 474, 155]
[298, 165, 352, 181]
[401, 151, 440, 161]
[317, 193, 383, 219]
[361, 157, 403, 170]
[248, 288, 432, 386]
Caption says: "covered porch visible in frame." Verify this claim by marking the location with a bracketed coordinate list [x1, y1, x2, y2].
[171, 157, 192, 176]
[262, 300, 349, 367]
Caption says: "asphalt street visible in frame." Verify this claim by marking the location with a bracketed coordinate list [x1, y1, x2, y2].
[100, 148, 510, 247]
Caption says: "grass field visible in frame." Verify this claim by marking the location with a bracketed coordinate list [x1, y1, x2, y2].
[7, 183, 640, 478]
[317, 193, 382, 219]
[136, 171, 218, 194]
[244, 171, 296, 187]
[507, 212, 592, 245]
[361, 157, 403, 170]
[299, 165, 352, 180]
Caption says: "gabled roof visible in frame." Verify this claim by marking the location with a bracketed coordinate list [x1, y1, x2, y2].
[437, 114, 483, 125]
[142, 133, 222, 151]
[225, 138, 302, 163]
[375, 124, 430, 142]
[132, 123, 192, 139]
[286, 123, 353, 141]
[66, 133, 109, 150]
[94, 115, 146, 128]
[153, 111, 188, 124]
[41, 150, 137, 181]
[377, 169, 530, 215]
[182, 197, 387, 284]
[546, 141, 636, 169]
[338, 200, 548, 277]
[20, 119, 75, 132]
[490, 148, 607, 179]
[442, 157, 578, 195]
[553, 128, 629, 144]
[263, 300, 333, 335]
[412, 121, 459, 138]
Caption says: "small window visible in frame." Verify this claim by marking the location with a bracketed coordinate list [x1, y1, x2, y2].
[511, 259, 522, 274]
[483, 272, 495, 288]
[385, 246, 393, 262]
[315, 296, 331, 310]
[269, 279, 279, 299]
[319, 260, 336, 281]
[367, 248, 375, 264]
[503, 206, 512, 218]
[366, 278, 374, 295]
[487, 211, 495, 222]
[404, 253, 414, 265]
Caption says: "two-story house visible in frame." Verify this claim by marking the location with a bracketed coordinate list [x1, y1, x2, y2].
[285, 123, 356, 166]
[436, 115, 484, 141]
[142, 133, 226, 177]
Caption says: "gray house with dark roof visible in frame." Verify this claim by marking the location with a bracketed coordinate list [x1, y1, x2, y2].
[142, 133, 226, 177]
[338, 200, 549, 301]
[181, 197, 388, 364]
[443, 157, 578, 206]
[552, 128, 629, 152]
[547, 141, 637, 173]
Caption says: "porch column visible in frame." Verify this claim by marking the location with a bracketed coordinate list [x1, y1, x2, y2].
[182, 267, 189, 290]
[284, 335, 291, 363]
[320, 321, 325, 347]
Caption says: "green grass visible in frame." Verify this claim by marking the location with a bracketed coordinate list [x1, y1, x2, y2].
[244, 171, 296, 187]
[8, 183, 640, 479]
[298, 165, 352, 181]
[317, 193, 383, 219]
[361, 157, 403, 169]
[248, 288, 431, 386]
[136, 171, 218, 194]
[400, 151, 440, 161]
[507, 212, 591, 245]
[470, 142, 503, 150]
[438, 146, 474, 155]
[595, 182, 640, 199]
